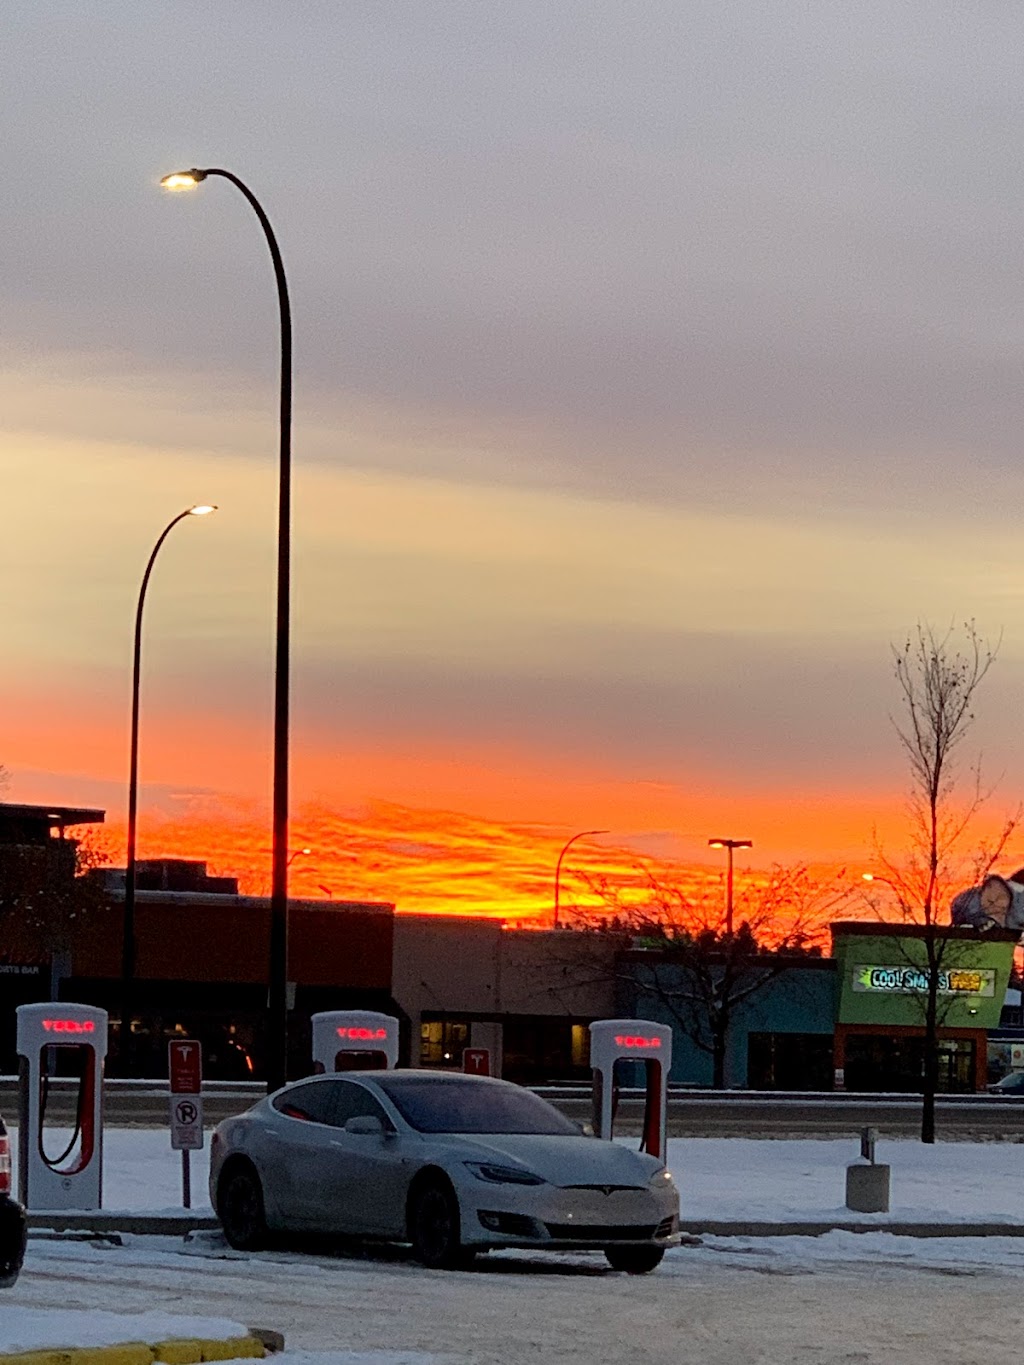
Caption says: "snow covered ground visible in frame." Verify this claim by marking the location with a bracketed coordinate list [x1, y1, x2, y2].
[11, 1127, 1024, 1225]
[7, 1131, 1024, 1362]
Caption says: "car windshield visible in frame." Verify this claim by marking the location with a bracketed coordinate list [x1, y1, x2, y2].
[372, 1076, 580, 1135]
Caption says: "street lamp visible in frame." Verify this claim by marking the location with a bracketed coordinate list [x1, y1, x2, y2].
[707, 837, 752, 937]
[121, 504, 217, 1075]
[287, 847, 312, 867]
[162, 167, 293, 1093]
[553, 830, 609, 928]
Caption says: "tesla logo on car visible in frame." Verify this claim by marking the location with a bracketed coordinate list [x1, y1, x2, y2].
[42, 1019, 95, 1034]
[614, 1034, 661, 1049]
[336, 1027, 388, 1040]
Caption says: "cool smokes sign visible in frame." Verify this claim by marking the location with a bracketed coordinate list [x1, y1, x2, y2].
[852, 965, 996, 997]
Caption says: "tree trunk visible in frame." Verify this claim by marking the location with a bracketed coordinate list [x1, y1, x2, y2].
[712, 1023, 728, 1089]
[921, 972, 939, 1144]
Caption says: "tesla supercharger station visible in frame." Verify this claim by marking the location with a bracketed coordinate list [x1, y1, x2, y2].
[16, 1002, 108, 1210]
[589, 1019, 672, 1161]
[311, 1010, 399, 1073]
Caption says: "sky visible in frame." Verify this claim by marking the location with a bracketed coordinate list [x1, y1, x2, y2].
[5, 2, 1024, 918]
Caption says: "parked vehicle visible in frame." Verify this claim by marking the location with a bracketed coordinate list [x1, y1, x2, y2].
[210, 1070, 679, 1272]
[0, 1113, 27, 1287]
[988, 1070, 1024, 1094]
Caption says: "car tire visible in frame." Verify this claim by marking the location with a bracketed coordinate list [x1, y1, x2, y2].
[0, 1205, 26, 1288]
[604, 1245, 665, 1274]
[218, 1162, 269, 1252]
[408, 1175, 475, 1270]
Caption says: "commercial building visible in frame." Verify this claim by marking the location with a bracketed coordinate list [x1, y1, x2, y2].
[831, 921, 1018, 1092]
[1, 801, 1019, 1091]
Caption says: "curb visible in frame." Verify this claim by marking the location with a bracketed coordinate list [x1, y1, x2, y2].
[682, 1220, 1024, 1238]
[0, 1334, 271, 1365]
[26, 1213, 219, 1237]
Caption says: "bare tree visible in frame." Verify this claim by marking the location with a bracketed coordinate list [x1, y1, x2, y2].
[0, 830, 109, 970]
[870, 621, 1019, 1142]
[567, 864, 849, 1088]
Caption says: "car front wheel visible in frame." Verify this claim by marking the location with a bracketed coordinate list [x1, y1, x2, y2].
[218, 1162, 268, 1251]
[605, 1245, 665, 1274]
[409, 1175, 475, 1270]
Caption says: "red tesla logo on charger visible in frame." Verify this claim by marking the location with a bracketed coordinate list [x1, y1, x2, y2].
[43, 1019, 95, 1034]
[614, 1034, 661, 1048]
[336, 1027, 388, 1041]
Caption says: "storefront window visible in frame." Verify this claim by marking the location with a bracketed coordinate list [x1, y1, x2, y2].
[419, 1019, 469, 1068]
[844, 1034, 975, 1093]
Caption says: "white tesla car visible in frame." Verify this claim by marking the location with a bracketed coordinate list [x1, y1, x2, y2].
[210, 1070, 679, 1272]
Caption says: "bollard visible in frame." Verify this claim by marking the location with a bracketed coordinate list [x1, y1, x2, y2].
[845, 1125, 890, 1213]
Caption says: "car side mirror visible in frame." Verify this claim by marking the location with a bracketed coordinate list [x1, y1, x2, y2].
[344, 1114, 386, 1137]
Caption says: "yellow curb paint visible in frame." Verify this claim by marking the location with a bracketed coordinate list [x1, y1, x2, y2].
[58, 1349, 154, 1365]
[0, 1352, 153, 1365]
[152, 1347, 205, 1365]
[0, 1338, 265, 1365]
[199, 1340, 264, 1362]
[0, 1354, 69, 1365]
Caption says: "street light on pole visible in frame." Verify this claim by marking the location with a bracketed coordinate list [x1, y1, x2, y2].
[161, 167, 293, 1093]
[707, 837, 752, 938]
[121, 504, 217, 1075]
[553, 830, 609, 929]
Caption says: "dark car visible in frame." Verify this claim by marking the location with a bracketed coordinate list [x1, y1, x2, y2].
[989, 1071, 1024, 1095]
[0, 1113, 26, 1287]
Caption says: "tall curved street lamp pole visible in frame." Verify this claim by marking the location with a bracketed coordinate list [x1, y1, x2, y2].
[121, 504, 217, 1074]
[707, 837, 752, 937]
[553, 830, 609, 929]
[162, 168, 293, 1093]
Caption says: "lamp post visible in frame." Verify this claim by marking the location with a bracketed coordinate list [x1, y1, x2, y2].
[162, 167, 293, 1093]
[553, 830, 609, 928]
[707, 837, 752, 937]
[121, 505, 217, 1075]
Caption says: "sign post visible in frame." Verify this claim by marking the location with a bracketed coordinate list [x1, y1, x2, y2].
[168, 1040, 203, 1209]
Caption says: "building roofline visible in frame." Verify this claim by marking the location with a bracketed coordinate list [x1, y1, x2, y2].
[0, 802, 105, 828]
[105, 888, 394, 914]
[830, 919, 1020, 943]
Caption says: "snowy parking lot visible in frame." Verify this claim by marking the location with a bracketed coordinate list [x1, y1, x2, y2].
[6, 1131, 1024, 1361]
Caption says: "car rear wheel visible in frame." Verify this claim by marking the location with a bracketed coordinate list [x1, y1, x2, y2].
[0, 1202, 26, 1288]
[409, 1176, 475, 1270]
[604, 1245, 665, 1274]
[218, 1162, 268, 1251]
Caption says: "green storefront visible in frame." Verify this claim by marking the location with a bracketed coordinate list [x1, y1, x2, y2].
[831, 922, 1018, 1092]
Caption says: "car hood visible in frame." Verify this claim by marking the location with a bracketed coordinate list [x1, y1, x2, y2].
[441, 1133, 664, 1187]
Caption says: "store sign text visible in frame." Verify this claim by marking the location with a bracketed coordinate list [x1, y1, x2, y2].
[852, 966, 995, 997]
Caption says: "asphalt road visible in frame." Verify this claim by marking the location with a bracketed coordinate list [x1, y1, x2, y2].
[3, 1078, 1023, 1138]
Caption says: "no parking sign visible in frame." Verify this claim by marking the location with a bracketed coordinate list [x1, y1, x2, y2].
[169, 1040, 204, 1151]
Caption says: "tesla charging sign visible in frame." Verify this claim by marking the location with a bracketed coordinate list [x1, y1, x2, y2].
[169, 1040, 203, 1148]
[311, 1010, 399, 1072]
[16, 1002, 108, 1211]
[169, 1039, 203, 1209]
[589, 1019, 672, 1161]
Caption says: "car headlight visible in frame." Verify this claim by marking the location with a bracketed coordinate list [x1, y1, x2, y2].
[464, 1161, 547, 1186]
[649, 1168, 675, 1188]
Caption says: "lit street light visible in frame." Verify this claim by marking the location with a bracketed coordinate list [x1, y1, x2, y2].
[553, 830, 609, 928]
[287, 847, 312, 867]
[707, 837, 752, 937]
[162, 167, 293, 1093]
[121, 505, 217, 1075]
